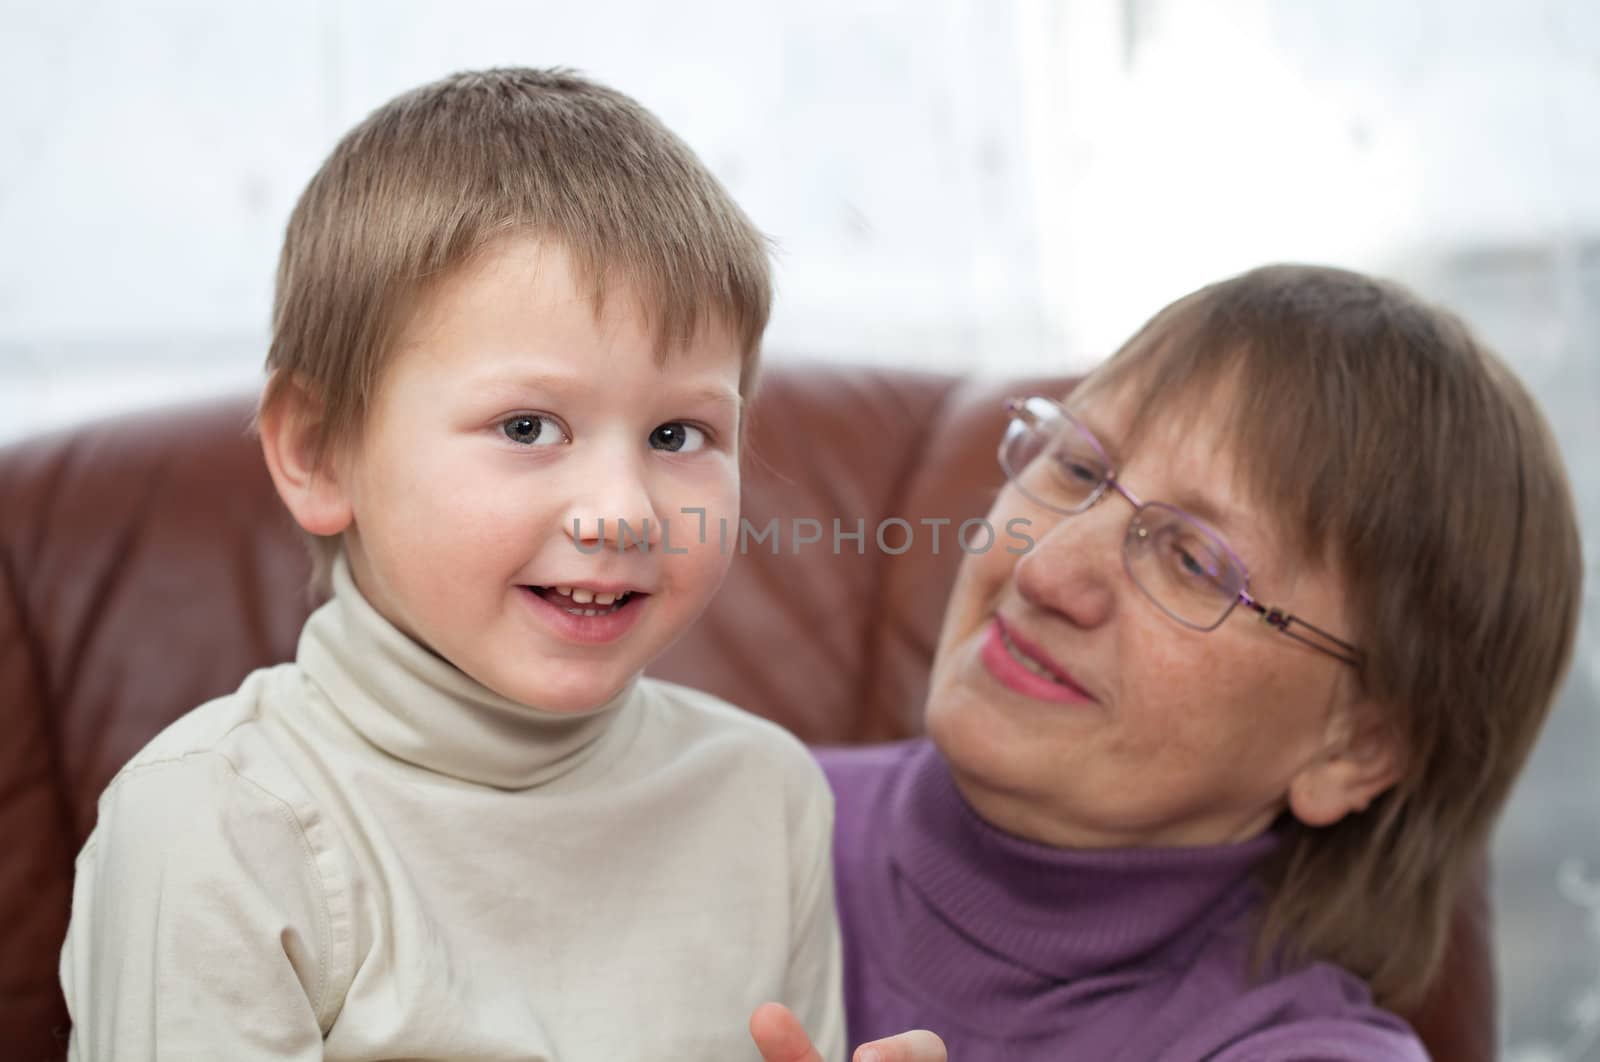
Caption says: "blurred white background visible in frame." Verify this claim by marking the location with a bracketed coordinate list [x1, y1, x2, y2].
[2, 0, 1596, 1055]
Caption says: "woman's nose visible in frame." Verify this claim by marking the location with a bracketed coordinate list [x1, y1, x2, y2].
[1011, 496, 1123, 629]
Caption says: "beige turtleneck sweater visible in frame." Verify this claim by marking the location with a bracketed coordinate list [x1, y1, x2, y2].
[60, 559, 844, 1061]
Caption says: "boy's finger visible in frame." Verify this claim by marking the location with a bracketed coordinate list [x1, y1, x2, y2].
[853, 1029, 948, 1062]
[749, 1002, 826, 1062]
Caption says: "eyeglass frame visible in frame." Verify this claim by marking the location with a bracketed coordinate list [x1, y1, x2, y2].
[999, 395, 1363, 670]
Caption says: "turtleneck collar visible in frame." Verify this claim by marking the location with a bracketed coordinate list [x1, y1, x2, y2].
[296, 554, 636, 790]
[888, 740, 1276, 987]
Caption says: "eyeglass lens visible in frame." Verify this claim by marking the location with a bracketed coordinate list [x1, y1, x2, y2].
[1000, 402, 1241, 630]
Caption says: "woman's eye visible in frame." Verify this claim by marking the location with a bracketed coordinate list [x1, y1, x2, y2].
[1058, 458, 1101, 485]
[649, 422, 706, 453]
[1152, 524, 1220, 583]
[501, 414, 566, 447]
[1169, 541, 1224, 586]
[1048, 436, 1103, 483]
[1174, 546, 1209, 578]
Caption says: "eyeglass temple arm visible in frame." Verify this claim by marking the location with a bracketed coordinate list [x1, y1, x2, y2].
[1237, 596, 1363, 669]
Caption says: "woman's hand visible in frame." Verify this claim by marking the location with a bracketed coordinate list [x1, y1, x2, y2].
[750, 1002, 947, 1062]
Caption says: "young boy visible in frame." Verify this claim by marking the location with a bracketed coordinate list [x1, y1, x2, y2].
[60, 68, 844, 1061]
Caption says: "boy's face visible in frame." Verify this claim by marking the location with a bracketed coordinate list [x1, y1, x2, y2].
[332, 236, 744, 713]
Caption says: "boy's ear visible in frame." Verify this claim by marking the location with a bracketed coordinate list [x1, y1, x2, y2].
[258, 379, 354, 537]
[1285, 702, 1406, 828]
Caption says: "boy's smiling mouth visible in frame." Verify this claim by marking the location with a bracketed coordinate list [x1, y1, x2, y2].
[518, 582, 651, 646]
[525, 584, 646, 617]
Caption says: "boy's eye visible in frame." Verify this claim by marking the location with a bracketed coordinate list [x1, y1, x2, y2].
[649, 422, 706, 453]
[502, 414, 566, 447]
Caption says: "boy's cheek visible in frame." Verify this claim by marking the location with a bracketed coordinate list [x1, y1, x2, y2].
[661, 503, 740, 566]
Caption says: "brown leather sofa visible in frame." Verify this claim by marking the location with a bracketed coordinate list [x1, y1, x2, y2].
[1, 363, 1490, 1060]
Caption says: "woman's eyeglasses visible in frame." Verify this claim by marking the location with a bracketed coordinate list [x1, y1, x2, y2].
[999, 396, 1362, 669]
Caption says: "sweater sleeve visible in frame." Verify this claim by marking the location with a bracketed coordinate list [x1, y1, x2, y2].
[785, 758, 848, 1062]
[60, 750, 348, 1061]
[1206, 1018, 1432, 1061]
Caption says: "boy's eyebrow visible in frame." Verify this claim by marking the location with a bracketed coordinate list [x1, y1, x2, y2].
[677, 387, 743, 412]
[467, 368, 585, 394]
[469, 369, 742, 412]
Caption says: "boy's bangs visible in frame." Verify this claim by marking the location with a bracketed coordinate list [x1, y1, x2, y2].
[437, 220, 763, 371]
[563, 237, 768, 370]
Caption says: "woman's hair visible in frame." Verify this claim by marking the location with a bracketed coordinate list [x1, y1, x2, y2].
[1077, 263, 1582, 1009]
[261, 67, 771, 589]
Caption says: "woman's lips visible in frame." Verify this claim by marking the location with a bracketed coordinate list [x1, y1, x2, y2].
[978, 616, 1097, 704]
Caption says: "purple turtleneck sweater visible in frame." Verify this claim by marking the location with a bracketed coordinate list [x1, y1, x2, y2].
[817, 739, 1428, 1061]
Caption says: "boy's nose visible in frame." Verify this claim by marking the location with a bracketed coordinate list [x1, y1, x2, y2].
[1011, 498, 1121, 630]
[562, 454, 663, 550]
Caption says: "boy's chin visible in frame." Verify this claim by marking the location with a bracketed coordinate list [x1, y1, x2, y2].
[507, 675, 640, 716]
[449, 643, 643, 716]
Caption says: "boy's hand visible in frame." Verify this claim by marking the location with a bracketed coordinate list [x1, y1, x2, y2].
[750, 1002, 946, 1062]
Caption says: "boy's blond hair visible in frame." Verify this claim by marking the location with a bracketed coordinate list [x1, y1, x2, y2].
[262, 67, 771, 589]
[1076, 263, 1582, 1009]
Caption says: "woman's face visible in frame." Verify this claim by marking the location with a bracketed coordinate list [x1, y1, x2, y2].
[924, 384, 1401, 849]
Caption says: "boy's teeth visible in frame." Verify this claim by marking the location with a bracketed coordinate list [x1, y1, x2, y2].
[534, 585, 633, 612]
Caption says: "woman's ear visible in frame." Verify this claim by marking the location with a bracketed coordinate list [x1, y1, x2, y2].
[1286, 704, 1406, 828]
[258, 380, 354, 537]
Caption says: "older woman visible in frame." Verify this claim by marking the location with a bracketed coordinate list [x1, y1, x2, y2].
[755, 264, 1582, 1062]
